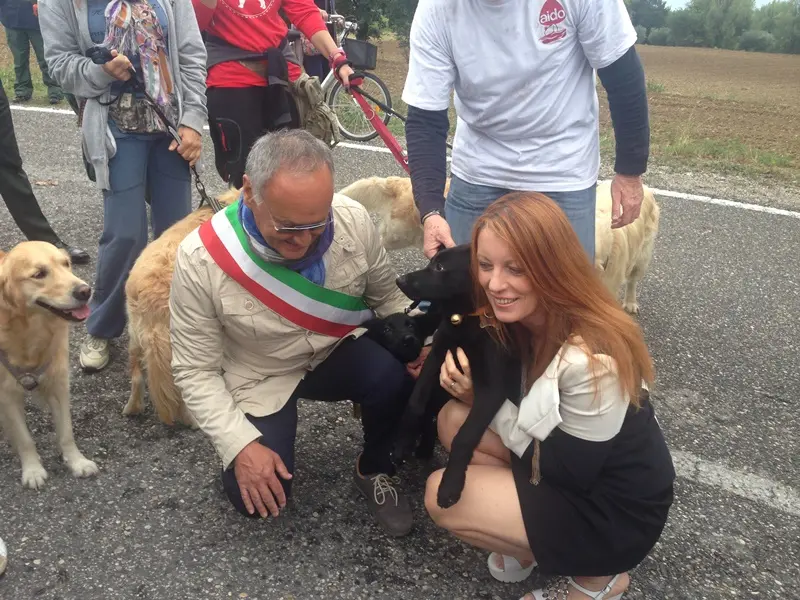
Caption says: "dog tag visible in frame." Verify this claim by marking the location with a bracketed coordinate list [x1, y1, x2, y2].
[18, 373, 39, 391]
[119, 93, 133, 109]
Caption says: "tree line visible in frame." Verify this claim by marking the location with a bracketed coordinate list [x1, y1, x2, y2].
[334, 0, 800, 55]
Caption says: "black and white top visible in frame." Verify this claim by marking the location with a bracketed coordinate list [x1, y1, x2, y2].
[490, 340, 676, 577]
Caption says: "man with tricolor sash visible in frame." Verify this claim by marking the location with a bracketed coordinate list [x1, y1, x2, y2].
[169, 130, 418, 537]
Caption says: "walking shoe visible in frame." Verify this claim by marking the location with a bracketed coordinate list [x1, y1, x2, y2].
[54, 241, 90, 265]
[0, 535, 7, 576]
[80, 336, 110, 372]
[353, 456, 413, 537]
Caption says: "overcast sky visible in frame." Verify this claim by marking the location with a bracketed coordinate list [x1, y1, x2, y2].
[665, 0, 775, 8]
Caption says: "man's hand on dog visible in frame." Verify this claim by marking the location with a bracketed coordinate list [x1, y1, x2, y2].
[234, 441, 293, 518]
[440, 348, 474, 405]
[423, 214, 456, 259]
[406, 345, 432, 379]
[611, 173, 644, 229]
[169, 126, 203, 167]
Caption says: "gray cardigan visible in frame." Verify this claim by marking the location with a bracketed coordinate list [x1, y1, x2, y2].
[38, 0, 208, 190]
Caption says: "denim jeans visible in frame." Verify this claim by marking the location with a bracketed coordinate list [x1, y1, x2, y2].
[86, 121, 192, 339]
[444, 175, 597, 262]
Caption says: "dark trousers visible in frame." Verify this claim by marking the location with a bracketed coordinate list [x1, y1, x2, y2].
[206, 86, 300, 189]
[4, 27, 62, 100]
[0, 76, 61, 245]
[222, 336, 415, 517]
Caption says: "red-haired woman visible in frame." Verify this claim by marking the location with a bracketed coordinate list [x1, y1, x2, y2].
[191, 0, 353, 189]
[426, 192, 675, 599]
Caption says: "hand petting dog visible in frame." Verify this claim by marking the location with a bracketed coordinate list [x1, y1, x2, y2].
[440, 348, 474, 405]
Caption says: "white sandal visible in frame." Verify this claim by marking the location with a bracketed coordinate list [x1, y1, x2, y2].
[0, 535, 7, 577]
[521, 574, 625, 599]
[487, 552, 537, 582]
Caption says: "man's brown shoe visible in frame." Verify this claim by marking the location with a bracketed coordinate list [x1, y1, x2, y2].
[353, 457, 413, 537]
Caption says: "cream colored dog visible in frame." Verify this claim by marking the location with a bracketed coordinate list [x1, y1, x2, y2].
[339, 176, 660, 313]
[0, 241, 99, 489]
[123, 188, 240, 427]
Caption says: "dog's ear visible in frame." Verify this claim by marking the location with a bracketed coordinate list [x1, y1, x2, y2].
[0, 269, 22, 311]
[0, 250, 6, 263]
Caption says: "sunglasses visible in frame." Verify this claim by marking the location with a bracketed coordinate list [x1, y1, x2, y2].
[264, 204, 332, 235]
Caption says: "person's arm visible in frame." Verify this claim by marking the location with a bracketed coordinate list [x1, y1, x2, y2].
[575, 0, 646, 227]
[406, 106, 450, 221]
[281, 0, 329, 52]
[597, 46, 649, 178]
[38, 0, 119, 97]
[169, 244, 262, 471]
[401, 0, 457, 256]
[191, 0, 216, 31]
[173, 0, 208, 135]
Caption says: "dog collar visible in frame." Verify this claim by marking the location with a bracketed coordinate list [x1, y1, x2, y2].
[450, 306, 491, 326]
[0, 348, 50, 392]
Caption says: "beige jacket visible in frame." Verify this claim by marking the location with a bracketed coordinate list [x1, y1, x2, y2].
[169, 194, 411, 469]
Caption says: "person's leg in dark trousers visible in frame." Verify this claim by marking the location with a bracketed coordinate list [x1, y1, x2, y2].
[28, 29, 64, 104]
[206, 87, 268, 189]
[221, 336, 416, 536]
[5, 28, 33, 101]
[222, 399, 300, 516]
[0, 76, 88, 261]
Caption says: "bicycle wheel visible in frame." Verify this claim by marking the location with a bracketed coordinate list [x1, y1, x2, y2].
[327, 72, 392, 143]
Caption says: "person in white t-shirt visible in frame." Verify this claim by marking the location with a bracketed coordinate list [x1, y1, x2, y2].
[402, 0, 650, 260]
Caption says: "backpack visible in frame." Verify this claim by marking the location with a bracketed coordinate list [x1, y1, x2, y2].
[290, 71, 341, 148]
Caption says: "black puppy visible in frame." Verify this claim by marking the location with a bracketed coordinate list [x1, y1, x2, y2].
[394, 244, 520, 508]
[362, 312, 427, 364]
[360, 310, 442, 458]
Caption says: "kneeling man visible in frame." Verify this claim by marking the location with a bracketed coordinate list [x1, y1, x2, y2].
[169, 130, 416, 537]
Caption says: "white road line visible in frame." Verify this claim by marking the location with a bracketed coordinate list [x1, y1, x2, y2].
[672, 450, 800, 517]
[10, 103, 800, 219]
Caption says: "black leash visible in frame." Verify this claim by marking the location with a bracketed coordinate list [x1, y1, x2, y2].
[86, 46, 223, 213]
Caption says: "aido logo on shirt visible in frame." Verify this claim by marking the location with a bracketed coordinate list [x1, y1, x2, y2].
[538, 0, 568, 44]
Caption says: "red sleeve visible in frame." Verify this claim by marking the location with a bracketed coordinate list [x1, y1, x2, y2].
[192, 0, 216, 31]
[281, 0, 328, 41]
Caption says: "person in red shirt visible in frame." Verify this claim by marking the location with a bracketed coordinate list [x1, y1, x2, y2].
[192, 0, 354, 188]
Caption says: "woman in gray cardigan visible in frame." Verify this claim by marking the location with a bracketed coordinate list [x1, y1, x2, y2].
[38, 0, 208, 372]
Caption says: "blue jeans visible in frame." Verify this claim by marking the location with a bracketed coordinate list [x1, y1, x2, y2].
[86, 122, 192, 339]
[444, 175, 597, 262]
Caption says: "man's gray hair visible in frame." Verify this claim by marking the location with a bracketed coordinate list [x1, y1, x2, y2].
[244, 129, 335, 203]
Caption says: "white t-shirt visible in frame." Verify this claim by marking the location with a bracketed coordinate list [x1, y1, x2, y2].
[401, 0, 637, 192]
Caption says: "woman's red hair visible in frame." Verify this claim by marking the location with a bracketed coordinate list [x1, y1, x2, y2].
[470, 191, 654, 407]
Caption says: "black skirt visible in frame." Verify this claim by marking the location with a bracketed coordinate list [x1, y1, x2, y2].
[510, 399, 675, 576]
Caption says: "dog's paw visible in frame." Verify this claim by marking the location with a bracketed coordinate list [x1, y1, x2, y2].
[436, 472, 466, 508]
[21, 464, 48, 490]
[122, 396, 144, 416]
[67, 456, 99, 478]
[622, 301, 640, 315]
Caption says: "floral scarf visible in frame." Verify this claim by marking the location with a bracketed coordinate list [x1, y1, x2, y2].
[103, 0, 175, 112]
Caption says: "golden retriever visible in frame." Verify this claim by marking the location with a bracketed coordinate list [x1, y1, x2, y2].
[339, 176, 660, 313]
[123, 188, 240, 427]
[0, 241, 98, 489]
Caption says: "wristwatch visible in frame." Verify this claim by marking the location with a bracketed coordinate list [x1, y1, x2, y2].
[421, 209, 442, 224]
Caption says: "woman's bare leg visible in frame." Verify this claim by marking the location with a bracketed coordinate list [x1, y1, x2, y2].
[437, 399, 511, 467]
[425, 465, 533, 562]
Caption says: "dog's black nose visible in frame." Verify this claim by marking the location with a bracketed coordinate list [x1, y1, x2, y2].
[73, 284, 92, 302]
[402, 334, 417, 347]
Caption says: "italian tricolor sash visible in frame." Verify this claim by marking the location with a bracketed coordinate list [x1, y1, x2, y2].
[198, 202, 374, 338]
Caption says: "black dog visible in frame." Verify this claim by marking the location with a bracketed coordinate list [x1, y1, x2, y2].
[361, 310, 442, 458]
[394, 245, 521, 508]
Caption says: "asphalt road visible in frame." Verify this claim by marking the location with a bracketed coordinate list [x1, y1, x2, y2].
[1, 107, 798, 600]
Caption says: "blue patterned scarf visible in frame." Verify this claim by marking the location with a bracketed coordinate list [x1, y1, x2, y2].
[238, 199, 334, 286]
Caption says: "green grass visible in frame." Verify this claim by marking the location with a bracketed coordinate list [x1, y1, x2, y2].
[646, 80, 666, 94]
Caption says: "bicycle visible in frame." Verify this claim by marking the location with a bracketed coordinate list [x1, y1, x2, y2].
[290, 14, 393, 143]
